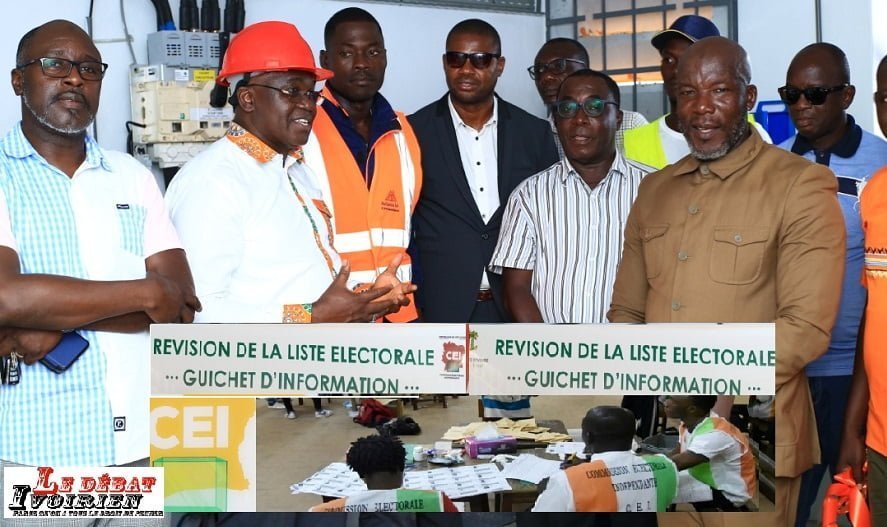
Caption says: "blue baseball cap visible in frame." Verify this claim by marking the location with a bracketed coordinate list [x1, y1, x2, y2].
[651, 15, 720, 50]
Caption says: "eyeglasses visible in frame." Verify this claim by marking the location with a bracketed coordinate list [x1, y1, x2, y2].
[778, 84, 848, 106]
[527, 58, 586, 80]
[17, 57, 108, 81]
[245, 83, 322, 103]
[444, 51, 500, 70]
[552, 97, 617, 119]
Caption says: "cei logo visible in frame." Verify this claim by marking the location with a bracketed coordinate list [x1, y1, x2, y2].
[441, 342, 465, 373]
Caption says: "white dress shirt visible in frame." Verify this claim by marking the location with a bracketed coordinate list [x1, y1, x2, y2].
[448, 95, 499, 290]
[166, 128, 344, 323]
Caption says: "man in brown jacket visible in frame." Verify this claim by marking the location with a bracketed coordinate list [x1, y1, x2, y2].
[608, 37, 845, 526]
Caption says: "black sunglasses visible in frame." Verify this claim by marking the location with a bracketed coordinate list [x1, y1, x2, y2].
[246, 83, 322, 103]
[527, 58, 586, 80]
[778, 84, 848, 106]
[17, 57, 108, 81]
[444, 51, 500, 70]
[552, 97, 617, 119]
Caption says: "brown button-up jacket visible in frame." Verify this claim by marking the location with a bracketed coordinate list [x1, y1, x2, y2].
[608, 128, 845, 478]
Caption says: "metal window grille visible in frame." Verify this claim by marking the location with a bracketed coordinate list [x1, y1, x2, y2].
[343, 0, 542, 13]
[546, 0, 737, 118]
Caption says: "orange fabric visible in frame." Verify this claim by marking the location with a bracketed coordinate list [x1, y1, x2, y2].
[312, 89, 422, 322]
[709, 417, 758, 500]
[861, 168, 887, 455]
[564, 459, 619, 512]
[822, 467, 870, 527]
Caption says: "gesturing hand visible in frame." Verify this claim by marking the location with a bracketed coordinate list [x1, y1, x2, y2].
[312, 262, 401, 323]
[369, 254, 417, 310]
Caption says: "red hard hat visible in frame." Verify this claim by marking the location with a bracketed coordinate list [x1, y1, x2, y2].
[216, 21, 333, 86]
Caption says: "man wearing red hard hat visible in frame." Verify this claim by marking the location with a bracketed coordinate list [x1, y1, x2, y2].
[167, 21, 414, 324]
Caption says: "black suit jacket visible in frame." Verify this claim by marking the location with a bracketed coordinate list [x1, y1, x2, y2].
[408, 94, 558, 323]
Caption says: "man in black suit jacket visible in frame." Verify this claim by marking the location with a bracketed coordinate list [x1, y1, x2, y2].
[408, 19, 558, 323]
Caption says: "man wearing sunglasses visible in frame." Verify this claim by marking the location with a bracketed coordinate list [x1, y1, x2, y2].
[167, 21, 412, 328]
[529, 38, 647, 157]
[0, 19, 200, 526]
[609, 37, 845, 527]
[409, 19, 557, 323]
[491, 69, 650, 325]
[775, 42, 887, 527]
[301, 8, 422, 322]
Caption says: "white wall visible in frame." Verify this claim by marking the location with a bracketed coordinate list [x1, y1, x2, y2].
[738, 0, 885, 134]
[5, 1, 885, 154]
[0, 0, 547, 154]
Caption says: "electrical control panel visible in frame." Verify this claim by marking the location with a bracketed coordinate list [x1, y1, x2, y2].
[147, 31, 220, 68]
[129, 63, 231, 167]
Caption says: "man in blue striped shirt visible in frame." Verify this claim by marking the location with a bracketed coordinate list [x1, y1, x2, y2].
[0, 19, 199, 504]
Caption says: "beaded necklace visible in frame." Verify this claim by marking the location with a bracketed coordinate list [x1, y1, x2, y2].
[285, 165, 337, 280]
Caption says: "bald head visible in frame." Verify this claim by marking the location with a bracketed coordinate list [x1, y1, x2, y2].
[788, 42, 850, 85]
[783, 42, 854, 148]
[674, 37, 756, 160]
[677, 36, 750, 89]
[13, 19, 103, 140]
[581, 406, 636, 454]
[17, 20, 97, 67]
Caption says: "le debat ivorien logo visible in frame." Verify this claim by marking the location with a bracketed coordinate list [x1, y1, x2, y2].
[5, 466, 162, 518]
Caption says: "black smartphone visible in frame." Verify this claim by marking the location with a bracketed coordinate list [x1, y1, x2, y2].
[40, 332, 89, 374]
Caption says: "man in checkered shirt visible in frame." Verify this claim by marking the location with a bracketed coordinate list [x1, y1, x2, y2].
[0, 20, 200, 526]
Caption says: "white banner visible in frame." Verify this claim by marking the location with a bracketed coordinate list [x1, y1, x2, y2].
[3, 466, 164, 519]
[468, 323, 774, 395]
[151, 324, 467, 396]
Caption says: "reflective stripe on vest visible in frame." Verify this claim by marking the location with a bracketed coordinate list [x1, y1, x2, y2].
[304, 101, 422, 322]
[564, 453, 677, 512]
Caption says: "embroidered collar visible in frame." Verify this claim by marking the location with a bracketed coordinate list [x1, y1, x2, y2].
[225, 122, 303, 164]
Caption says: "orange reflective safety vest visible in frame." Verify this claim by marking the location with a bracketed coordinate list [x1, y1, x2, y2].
[303, 87, 422, 322]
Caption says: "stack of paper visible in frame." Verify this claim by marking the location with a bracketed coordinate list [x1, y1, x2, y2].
[441, 418, 571, 443]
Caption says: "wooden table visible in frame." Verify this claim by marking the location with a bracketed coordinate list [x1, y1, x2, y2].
[408, 449, 560, 512]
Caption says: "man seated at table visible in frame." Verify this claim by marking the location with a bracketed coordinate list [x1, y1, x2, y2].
[310, 435, 460, 512]
[533, 406, 678, 512]
[664, 395, 757, 512]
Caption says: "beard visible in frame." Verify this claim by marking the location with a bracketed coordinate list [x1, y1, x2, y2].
[688, 118, 749, 161]
[23, 91, 94, 136]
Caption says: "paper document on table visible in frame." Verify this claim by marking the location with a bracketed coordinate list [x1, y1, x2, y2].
[545, 442, 586, 456]
[290, 462, 367, 497]
[403, 464, 511, 499]
[498, 454, 562, 484]
[675, 471, 713, 503]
